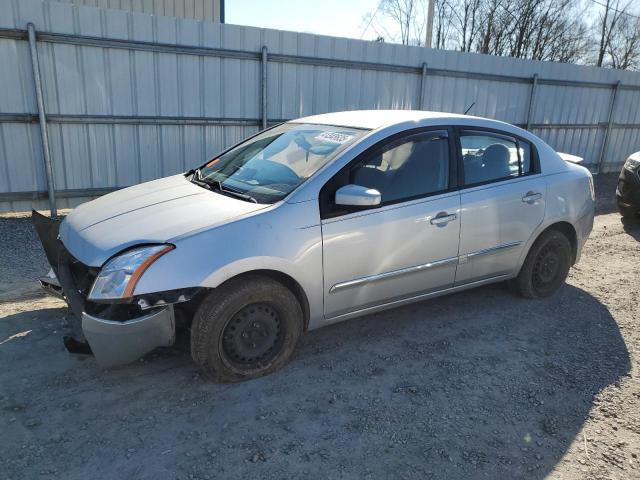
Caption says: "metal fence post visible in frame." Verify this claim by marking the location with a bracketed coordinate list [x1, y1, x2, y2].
[419, 63, 428, 109]
[27, 22, 57, 217]
[525, 73, 538, 130]
[596, 80, 621, 174]
[261, 46, 268, 129]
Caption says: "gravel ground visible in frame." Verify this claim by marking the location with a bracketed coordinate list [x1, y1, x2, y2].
[1, 173, 638, 480]
[0, 215, 51, 301]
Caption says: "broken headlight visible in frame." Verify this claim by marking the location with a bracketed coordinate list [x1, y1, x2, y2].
[88, 244, 174, 301]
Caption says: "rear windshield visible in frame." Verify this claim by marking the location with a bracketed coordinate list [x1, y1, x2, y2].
[198, 123, 368, 203]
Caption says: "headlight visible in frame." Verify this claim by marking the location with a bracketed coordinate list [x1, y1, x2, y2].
[624, 155, 640, 172]
[88, 244, 174, 301]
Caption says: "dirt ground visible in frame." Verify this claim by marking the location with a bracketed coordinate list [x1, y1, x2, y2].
[0, 174, 638, 480]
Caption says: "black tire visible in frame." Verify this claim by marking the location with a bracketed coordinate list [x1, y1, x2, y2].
[618, 202, 638, 219]
[512, 229, 572, 299]
[190, 275, 303, 382]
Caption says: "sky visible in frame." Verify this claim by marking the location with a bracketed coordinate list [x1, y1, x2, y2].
[225, 0, 386, 41]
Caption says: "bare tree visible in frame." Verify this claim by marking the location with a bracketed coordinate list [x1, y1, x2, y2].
[477, 0, 503, 54]
[596, 0, 626, 66]
[473, 0, 588, 62]
[362, 0, 638, 70]
[607, 14, 640, 69]
[443, 0, 483, 51]
[593, 0, 640, 69]
[379, 0, 422, 45]
[431, 0, 454, 49]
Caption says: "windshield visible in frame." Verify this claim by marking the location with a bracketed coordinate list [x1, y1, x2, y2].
[196, 123, 368, 203]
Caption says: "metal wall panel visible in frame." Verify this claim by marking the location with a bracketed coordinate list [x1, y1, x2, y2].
[532, 127, 605, 168]
[613, 89, 640, 125]
[607, 127, 640, 173]
[533, 85, 610, 125]
[0, 0, 639, 212]
[50, 0, 222, 22]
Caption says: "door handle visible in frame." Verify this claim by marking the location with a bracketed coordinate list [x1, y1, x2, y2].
[430, 212, 457, 226]
[522, 191, 542, 204]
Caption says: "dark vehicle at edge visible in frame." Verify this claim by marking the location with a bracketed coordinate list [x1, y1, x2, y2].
[617, 151, 640, 219]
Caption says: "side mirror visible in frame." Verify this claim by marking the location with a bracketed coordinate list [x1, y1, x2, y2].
[335, 184, 381, 207]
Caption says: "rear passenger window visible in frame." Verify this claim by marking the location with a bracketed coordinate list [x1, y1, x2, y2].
[351, 132, 449, 203]
[460, 131, 532, 185]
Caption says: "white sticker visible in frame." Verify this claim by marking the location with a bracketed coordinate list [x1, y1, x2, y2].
[314, 131, 354, 144]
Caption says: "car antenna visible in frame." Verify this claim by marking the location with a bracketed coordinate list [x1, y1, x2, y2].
[464, 102, 476, 115]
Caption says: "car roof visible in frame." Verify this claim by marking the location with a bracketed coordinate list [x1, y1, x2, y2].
[292, 110, 487, 130]
[285, 110, 572, 204]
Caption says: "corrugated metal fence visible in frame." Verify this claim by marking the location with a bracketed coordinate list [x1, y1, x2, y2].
[1, 0, 640, 213]
[51, 0, 223, 23]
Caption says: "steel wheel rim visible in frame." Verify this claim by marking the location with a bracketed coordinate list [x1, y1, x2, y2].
[221, 303, 283, 368]
[533, 245, 561, 288]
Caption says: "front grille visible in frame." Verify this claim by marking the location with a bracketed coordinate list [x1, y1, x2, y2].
[57, 244, 91, 322]
[67, 254, 98, 298]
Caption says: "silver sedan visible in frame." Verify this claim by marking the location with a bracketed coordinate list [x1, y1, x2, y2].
[34, 110, 595, 382]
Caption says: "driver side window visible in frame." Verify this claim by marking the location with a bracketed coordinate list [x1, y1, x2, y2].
[351, 132, 450, 204]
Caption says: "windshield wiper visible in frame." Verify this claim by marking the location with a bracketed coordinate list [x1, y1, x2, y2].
[192, 170, 258, 203]
[215, 180, 259, 203]
[191, 168, 214, 190]
[192, 167, 208, 183]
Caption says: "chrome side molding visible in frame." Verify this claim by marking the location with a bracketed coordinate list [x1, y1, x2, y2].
[464, 240, 522, 262]
[330, 241, 523, 293]
[329, 256, 459, 293]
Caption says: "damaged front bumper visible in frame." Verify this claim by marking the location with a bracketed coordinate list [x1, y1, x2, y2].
[32, 211, 177, 368]
[82, 306, 175, 368]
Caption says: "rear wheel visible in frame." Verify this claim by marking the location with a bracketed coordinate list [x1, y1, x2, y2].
[191, 275, 303, 382]
[512, 229, 572, 299]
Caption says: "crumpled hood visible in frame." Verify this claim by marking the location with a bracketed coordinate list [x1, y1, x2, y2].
[59, 174, 267, 266]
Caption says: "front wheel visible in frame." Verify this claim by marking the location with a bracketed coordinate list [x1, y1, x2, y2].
[511, 230, 572, 299]
[191, 275, 303, 382]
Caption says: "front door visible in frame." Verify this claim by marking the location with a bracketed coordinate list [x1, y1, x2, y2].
[454, 129, 546, 285]
[320, 129, 461, 319]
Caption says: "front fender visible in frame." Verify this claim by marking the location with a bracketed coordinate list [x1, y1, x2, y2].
[132, 200, 325, 327]
[199, 256, 302, 289]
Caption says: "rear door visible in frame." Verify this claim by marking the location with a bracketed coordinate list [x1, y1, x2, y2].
[454, 129, 546, 285]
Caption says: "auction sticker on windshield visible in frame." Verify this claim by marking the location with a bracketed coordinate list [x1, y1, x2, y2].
[314, 132, 355, 144]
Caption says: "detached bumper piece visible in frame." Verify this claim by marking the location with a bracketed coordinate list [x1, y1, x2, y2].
[31, 210, 62, 276]
[31, 210, 176, 368]
[82, 306, 175, 368]
[33, 210, 86, 333]
[39, 269, 65, 301]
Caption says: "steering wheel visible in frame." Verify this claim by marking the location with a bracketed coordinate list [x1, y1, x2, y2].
[238, 159, 300, 186]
